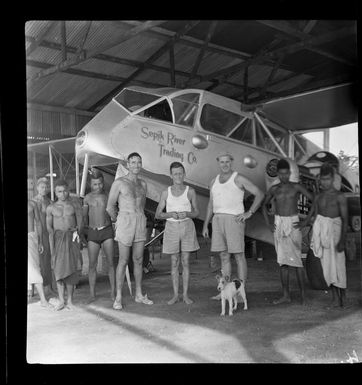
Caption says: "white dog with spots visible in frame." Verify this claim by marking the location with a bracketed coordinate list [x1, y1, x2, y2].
[216, 274, 248, 316]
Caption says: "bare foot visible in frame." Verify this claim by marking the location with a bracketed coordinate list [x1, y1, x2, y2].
[167, 296, 179, 305]
[183, 295, 193, 305]
[273, 296, 291, 305]
[40, 301, 53, 309]
[113, 299, 123, 310]
[85, 296, 96, 304]
[54, 301, 65, 311]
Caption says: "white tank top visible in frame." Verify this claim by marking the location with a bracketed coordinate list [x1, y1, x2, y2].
[166, 185, 191, 222]
[211, 171, 245, 215]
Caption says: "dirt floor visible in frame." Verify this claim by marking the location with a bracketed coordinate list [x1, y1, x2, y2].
[27, 238, 362, 364]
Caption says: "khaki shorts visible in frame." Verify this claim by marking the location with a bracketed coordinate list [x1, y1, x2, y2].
[163, 219, 200, 254]
[211, 214, 245, 254]
[115, 212, 147, 247]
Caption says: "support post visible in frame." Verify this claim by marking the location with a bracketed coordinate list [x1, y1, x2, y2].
[254, 113, 287, 157]
[251, 117, 257, 146]
[323, 129, 330, 151]
[49, 145, 54, 201]
[80, 153, 89, 198]
[288, 132, 295, 159]
[75, 151, 80, 196]
[32, 152, 37, 196]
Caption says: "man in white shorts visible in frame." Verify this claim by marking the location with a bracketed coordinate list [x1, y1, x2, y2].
[202, 153, 264, 299]
[156, 162, 200, 305]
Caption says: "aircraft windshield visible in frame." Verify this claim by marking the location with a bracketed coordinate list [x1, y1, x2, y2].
[171, 93, 200, 128]
[114, 89, 160, 112]
[200, 104, 242, 136]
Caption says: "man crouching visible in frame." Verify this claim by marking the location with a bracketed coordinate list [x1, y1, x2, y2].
[46, 179, 83, 310]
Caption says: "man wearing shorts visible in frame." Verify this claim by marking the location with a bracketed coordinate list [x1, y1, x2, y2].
[107, 152, 153, 310]
[155, 162, 200, 305]
[82, 170, 116, 303]
[202, 153, 264, 299]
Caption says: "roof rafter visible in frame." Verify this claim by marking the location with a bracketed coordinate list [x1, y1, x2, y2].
[88, 20, 201, 111]
[26, 21, 59, 56]
[27, 20, 167, 82]
[186, 25, 355, 88]
[256, 20, 355, 66]
[185, 20, 218, 86]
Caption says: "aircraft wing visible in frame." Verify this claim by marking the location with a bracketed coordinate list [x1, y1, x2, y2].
[27, 137, 76, 154]
[260, 83, 357, 131]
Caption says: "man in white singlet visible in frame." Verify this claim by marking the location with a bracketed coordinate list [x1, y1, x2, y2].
[156, 162, 200, 305]
[202, 153, 264, 299]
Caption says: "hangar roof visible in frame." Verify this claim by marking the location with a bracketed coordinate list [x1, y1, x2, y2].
[26, 20, 358, 131]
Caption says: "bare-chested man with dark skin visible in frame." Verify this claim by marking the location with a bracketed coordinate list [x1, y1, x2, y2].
[107, 152, 153, 310]
[299, 163, 348, 307]
[28, 200, 51, 307]
[32, 177, 56, 296]
[262, 159, 314, 305]
[82, 170, 116, 303]
[46, 180, 83, 310]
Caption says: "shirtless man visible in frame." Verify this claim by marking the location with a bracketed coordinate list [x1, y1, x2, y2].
[32, 177, 55, 295]
[83, 170, 116, 303]
[262, 159, 314, 305]
[46, 179, 83, 310]
[28, 200, 51, 307]
[107, 152, 153, 310]
[155, 162, 200, 305]
[299, 163, 348, 307]
[202, 152, 264, 300]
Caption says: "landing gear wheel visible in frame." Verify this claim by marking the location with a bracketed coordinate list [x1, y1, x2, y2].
[351, 216, 361, 232]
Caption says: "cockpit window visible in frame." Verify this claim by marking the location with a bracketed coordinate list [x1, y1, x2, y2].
[200, 104, 242, 136]
[140, 99, 173, 122]
[171, 93, 200, 127]
[114, 89, 160, 111]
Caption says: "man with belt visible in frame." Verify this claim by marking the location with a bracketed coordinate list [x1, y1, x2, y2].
[202, 152, 264, 299]
[83, 170, 116, 303]
[107, 152, 153, 310]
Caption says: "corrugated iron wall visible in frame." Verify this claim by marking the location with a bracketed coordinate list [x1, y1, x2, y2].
[27, 106, 92, 140]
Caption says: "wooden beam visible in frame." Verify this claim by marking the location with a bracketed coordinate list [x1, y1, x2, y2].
[27, 59, 167, 89]
[303, 20, 318, 34]
[257, 20, 355, 66]
[75, 21, 92, 56]
[243, 66, 249, 103]
[186, 20, 218, 85]
[169, 44, 176, 87]
[188, 25, 355, 88]
[25, 35, 292, 94]
[89, 20, 200, 111]
[259, 54, 285, 98]
[26, 21, 59, 56]
[60, 21, 67, 62]
[28, 20, 167, 81]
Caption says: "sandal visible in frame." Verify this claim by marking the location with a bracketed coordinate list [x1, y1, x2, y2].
[135, 294, 153, 305]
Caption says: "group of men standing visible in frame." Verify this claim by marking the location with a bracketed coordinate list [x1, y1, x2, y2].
[28, 150, 348, 311]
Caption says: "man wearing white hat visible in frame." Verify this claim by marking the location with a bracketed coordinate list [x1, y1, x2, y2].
[202, 152, 264, 298]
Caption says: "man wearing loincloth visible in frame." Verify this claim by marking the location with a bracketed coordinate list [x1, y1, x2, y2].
[155, 161, 200, 305]
[299, 163, 348, 307]
[28, 199, 51, 307]
[202, 152, 264, 300]
[82, 169, 116, 303]
[262, 159, 314, 305]
[46, 179, 83, 310]
[32, 177, 56, 295]
[107, 152, 153, 310]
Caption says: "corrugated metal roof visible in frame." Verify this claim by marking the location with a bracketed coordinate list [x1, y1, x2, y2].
[25, 20, 357, 113]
